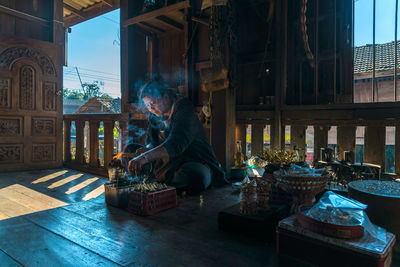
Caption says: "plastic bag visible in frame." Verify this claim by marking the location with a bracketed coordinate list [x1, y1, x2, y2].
[304, 191, 388, 253]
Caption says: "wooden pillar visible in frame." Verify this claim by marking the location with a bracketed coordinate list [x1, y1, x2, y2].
[104, 120, 115, 167]
[89, 121, 100, 167]
[291, 125, 306, 161]
[52, 0, 64, 45]
[337, 126, 356, 161]
[119, 120, 128, 151]
[236, 124, 247, 150]
[314, 125, 329, 161]
[184, 5, 193, 99]
[251, 124, 264, 156]
[395, 125, 400, 174]
[63, 119, 71, 162]
[75, 120, 85, 164]
[365, 126, 385, 168]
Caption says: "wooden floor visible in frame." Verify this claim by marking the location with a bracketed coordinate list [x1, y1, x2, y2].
[0, 168, 397, 267]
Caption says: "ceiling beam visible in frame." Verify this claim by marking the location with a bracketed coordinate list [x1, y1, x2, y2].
[139, 22, 165, 34]
[64, 0, 120, 28]
[156, 15, 184, 31]
[102, 0, 113, 7]
[123, 0, 189, 27]
[63, 3, 85, 19]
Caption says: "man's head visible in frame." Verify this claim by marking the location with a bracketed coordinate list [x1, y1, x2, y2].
[138, 81, 175, 117]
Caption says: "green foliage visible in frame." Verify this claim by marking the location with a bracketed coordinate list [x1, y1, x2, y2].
[63, 80, 112, 100]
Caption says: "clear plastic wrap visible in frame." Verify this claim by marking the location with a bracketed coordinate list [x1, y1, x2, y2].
[240, 176, 257, 215]
[303, 191, 388, 253]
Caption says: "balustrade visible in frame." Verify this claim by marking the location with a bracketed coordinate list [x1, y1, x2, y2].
[63, 114, 129, 177]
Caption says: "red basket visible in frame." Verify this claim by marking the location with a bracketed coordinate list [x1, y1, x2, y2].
[297, 205, 364, 239]
[127, 186, 178, 216]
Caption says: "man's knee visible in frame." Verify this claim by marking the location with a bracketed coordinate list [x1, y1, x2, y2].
[172, 162, 211, 194]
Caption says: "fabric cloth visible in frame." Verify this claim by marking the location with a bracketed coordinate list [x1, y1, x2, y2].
[145, 97, 226, 186]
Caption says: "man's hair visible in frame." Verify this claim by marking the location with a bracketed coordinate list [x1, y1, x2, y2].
[137, 81, 176, 100]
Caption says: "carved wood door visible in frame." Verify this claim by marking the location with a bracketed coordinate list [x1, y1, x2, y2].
[0, 34, 63, 171]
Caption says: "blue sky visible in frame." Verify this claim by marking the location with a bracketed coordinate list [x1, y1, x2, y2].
[63, 2, 398, 98]
[355, 0, 398, 46]
[63, 9, 121, 98]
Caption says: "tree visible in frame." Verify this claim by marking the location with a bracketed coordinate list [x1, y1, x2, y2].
[63, 80, 112, 100]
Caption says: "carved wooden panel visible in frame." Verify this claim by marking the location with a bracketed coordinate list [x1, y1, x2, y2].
[0, 144, 23, 163]
[0, 46, 56, 76]
[43, 82, 56, 111]
[32, 143, 55, 162]
[19, 65, 35, 110]
[0, 78, 10, 109]
[32, 117, 55, 136]
[0, 116, 22, 136]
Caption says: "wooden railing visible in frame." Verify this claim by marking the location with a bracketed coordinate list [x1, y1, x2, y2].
[236, 102, 400, 176]
[63, 114, 128, 177]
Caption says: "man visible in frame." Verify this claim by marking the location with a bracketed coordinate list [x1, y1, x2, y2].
[124, 81, 226, 194]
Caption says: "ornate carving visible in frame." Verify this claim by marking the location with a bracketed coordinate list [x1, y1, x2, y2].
[0, 46, 56, 76]
[0, 78, 10, 108]
[0, 144, 23, 163]
[43, 82, 56, 111]
[0, 117, 22, 136]
[20, 65, 35, 110]
[32, 144, 55, 162]
[32, 117, 55, 136]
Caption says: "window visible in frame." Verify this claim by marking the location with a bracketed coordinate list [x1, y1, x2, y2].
[354, 0, 399, 103]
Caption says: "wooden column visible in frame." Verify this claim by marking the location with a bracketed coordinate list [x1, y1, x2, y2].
[119, 120, 128, 151]
[337, 126, 356, 161]
[365, 126, 385, 168]
[75, 120, 85, 164]
[184, 5, 193, 99]
[236, 124, 247, 150]
[104, 120, 115, 168]
[395, 125, 400, 174]
[89, 121, 100, 167]
[251, 124, 264, 156]
[63, 119, 71, 162]
[291, 125, 306, 161]
[314, 125, 328, 161]
[52, 0, 64, 45]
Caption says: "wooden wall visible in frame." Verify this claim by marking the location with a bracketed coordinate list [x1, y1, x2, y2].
[0, 0, 54, 42]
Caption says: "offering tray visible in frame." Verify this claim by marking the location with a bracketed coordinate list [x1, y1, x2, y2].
[275, 173, 328, 212]
[297, 205, 364, 239]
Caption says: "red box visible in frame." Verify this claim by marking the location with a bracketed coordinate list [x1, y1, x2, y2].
[127, 186, 178, 216]
[277, 215, 395, 267]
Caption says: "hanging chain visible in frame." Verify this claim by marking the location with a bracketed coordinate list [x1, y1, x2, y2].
[301, 0, 315, 68]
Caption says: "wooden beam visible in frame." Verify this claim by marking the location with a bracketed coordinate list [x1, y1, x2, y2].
[123, 0, 189, 27]
[64, 0, 120, 28]
[139, 22, 165, 33]
[63, 3, 85, 19]
[0, 4, 49, 26]
[156, 15, 184, 30]
[102, 0, 113, 7]
[191, 17, 209, 27]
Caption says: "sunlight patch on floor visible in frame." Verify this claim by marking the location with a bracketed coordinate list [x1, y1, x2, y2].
[48, 174, 83, 189]
[31, 170, 69, 184]
[82, 184, 104, 201]
[65, 177, 99, 195]
[0, 184, 68, 221]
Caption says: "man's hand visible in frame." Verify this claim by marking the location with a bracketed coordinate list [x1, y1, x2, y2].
[128, 155, 147, 177]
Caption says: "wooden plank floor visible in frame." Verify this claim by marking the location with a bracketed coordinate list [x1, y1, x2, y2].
[0, 168, 398, 266]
